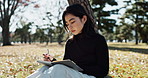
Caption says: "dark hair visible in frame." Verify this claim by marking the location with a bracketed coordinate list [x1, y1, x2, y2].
[62, 4, 96, 38]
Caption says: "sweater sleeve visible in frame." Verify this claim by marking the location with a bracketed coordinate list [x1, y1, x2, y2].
[63, 40, 71, 60]
[83, 35, 109, 78]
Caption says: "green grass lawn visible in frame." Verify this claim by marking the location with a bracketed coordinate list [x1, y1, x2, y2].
[0, 42, 147, 78]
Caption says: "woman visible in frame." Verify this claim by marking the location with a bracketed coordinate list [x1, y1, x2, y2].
[27, 4, 109, 78]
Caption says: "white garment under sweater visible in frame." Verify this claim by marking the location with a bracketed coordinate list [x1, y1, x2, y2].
[26, 64, 96, 78]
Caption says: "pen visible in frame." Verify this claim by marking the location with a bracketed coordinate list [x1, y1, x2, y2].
[47, 49, 49, 54]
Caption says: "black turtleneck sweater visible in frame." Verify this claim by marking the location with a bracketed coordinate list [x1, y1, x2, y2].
[63, 33, 109, 78]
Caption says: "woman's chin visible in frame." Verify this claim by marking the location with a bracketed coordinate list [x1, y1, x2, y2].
[72, 33, 78, 35]
[73, 33, 77, 35]
[71, 31, 82, 35]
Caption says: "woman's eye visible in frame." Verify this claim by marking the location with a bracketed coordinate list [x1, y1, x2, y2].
[65, 21, 75, 27]
[71, 21, 75, 24]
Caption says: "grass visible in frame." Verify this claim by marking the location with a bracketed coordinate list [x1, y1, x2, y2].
[108, 43, 148, 78]
[0, 42, 147, 78]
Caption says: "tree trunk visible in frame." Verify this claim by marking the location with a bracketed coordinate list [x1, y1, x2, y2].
[28, 34, 31, 44]
[142, 39, 147, 43]
[142, 36, 148, 43]
[2, 26, 11, 46]
[24, 35, 27, 44]
[135, 3, 138, 45]
[2, 17, 11, 46]
[125, 39, 127, 43]
[46, 40, 49, 45]
[135, 28, 139, 45]
[58, 34, 63, 45]
[67, 0, 97, 30]
[21, 36, 23, 44]
[49, 36, 53, 43]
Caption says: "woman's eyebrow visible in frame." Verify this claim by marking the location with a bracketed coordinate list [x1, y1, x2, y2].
[65, 18, 75, 23]
[69, 18, 75, 21]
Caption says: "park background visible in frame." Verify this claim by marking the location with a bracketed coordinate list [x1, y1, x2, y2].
[0, 0, 148, 78]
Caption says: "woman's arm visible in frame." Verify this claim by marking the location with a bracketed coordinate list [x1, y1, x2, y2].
[83, 35, 109, 78]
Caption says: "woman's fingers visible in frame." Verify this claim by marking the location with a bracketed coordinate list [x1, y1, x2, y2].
[43, 54, 52, 62]
[43, 57, 51, 61]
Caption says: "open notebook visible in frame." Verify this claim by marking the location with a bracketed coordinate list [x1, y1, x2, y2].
[37, 60, 83, 71]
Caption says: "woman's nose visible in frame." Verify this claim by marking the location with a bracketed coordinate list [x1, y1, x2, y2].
[68, 24, 73, 29]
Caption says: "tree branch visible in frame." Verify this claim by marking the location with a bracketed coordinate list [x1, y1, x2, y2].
[10, 0, 19, 17]
[3, 0, 6, 16]
[0, 1, 4, 27]
[7, 0, 11, 16]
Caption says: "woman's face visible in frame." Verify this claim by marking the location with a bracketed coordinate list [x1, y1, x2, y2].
[65, 14, 87, 35]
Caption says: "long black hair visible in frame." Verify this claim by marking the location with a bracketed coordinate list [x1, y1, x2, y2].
[62, 4, 96, 38]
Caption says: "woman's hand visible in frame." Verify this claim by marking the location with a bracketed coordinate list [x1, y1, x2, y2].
[43, 53, 54, 62]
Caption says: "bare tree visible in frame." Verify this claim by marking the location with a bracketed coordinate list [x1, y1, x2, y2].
[0, 0, 19, 46]
[0, 0, 31, 46]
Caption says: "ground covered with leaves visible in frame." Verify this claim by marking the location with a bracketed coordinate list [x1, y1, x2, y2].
[0, 42, 147, 78]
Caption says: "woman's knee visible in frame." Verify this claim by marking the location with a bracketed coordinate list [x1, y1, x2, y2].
[51, 64, 67, 71]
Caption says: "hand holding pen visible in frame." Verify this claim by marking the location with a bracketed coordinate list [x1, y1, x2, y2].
[43, 49, 54, 62]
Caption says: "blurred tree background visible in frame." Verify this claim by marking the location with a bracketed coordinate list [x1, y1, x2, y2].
[0, 0, 147, 46]
[90, 0, 147, 44]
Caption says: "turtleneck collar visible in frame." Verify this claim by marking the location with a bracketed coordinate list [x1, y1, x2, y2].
[73, 33, 85, 40]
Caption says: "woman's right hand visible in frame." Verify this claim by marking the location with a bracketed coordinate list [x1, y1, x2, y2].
[43, 53, 53, 62]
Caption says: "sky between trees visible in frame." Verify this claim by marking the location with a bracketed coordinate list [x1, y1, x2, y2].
[0, 0, 144, 33]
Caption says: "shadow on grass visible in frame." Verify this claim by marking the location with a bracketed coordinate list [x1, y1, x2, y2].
[105, 75, 112, 78]
[108, 46, 148, 54]
[0, 55, 17, 57]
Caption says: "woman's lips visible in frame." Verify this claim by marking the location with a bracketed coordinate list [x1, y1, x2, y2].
[71, 30, 76, 32]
